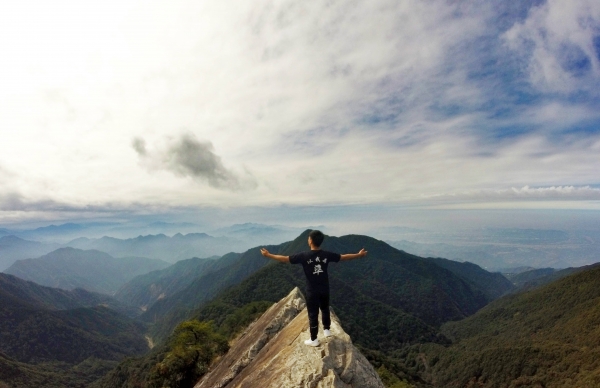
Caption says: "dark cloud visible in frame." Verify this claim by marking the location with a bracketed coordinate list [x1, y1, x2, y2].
[0, 192, 27, 211]
[133, 133, 255, 191]
[131, 137, 147, 156]
[0, 190, 167, 215]
[0, 192, 83, 212]
[164, 134, 242, 189]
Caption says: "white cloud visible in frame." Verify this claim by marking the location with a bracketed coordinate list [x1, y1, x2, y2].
[0, 0, 599, 224]
[424, 185, 600, 203]
[503, 0, 600, 94]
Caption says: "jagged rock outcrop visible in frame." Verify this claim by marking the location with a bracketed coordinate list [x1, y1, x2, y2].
[195, 287, 385, 388]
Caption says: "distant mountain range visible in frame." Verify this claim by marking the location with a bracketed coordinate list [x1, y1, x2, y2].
[0, 231, 248, 272]
[4, 248, 169, 295]
[66, 233, 248, 263]
[0, 222, 313, 263]
[209, 222, 321, 244]
[65, 223, 316, 262]
[0, 273, 148, 387]
[3, 222, 598, 270]
[504, 263, 600, 291]
[387, 226, 600, 270]
[0, 222, 199, 242]
[3, 221, 303, 242]
[0, 236, 60, 271]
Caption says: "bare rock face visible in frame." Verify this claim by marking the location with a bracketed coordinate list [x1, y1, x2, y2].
[195, 287, 385, 388]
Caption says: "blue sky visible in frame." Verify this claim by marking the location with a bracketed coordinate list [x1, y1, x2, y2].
[0, 0, 599, 230]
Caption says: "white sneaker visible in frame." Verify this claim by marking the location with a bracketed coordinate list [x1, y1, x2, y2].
[324, 329, 332, 337]
[304, 338, 320, 347]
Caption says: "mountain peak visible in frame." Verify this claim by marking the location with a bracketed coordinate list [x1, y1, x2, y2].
[0, 235, 26, 243]
[195, 287, 385, 388]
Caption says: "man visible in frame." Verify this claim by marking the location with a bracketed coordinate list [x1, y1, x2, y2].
[260, 230, 367, 346]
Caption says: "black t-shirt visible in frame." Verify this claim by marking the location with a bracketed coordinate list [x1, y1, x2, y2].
[289, 250, 341, 292]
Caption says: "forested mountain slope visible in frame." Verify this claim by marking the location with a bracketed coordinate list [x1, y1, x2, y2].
[414, 264, 600, 387]
[149, 231, 506, 349]
[0, 276, 149, 387]
[114, 253, 239, 311]
[0, 351, 105, 388]
[191, 259, 446, 353]
[141, 249, 272, 340]
[424, 257, 514, 300]
[321, 234, 490, 326]
[0, 273, 136, 316]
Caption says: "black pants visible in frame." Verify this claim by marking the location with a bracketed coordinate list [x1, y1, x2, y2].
[306, 289, 331, 340]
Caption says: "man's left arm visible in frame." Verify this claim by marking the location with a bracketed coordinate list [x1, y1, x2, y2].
[340, 249, 367, 261]
[260, 248, 290, 263]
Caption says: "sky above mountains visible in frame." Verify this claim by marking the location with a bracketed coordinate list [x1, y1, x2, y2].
[1, 0, 600, 227]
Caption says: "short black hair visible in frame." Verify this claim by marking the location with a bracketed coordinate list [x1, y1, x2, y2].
[308, 230, 325, 247]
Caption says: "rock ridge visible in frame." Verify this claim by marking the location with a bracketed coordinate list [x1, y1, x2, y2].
[194, 287, 385, 388]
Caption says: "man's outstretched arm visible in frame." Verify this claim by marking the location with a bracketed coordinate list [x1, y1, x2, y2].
[260, 248, 290, 263]
[340, 248, 368, 261]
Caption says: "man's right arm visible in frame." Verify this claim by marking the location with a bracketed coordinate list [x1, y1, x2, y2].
[340, 248, 368, 261]
[260, 248, 290, 263]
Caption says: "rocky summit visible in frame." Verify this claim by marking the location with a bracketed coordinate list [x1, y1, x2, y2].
[195, 287, 385, 388]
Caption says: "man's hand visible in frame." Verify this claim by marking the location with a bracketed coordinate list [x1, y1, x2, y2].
[340, 248, 368, 261]
[260, 248, 270, 257]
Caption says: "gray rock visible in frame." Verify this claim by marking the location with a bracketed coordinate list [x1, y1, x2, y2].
[195, 287, 385, 388]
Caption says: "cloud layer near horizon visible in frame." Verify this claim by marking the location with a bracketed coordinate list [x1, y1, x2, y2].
[0, 0, 599, 221]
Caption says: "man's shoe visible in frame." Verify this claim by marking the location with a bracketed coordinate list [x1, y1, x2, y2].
[304, 338, 320, 347]
[324, 329, 333, 337]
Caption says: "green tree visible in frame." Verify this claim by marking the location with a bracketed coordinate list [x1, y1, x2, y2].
[148, 320, 228, 388]
[377, 365, 415, 388]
